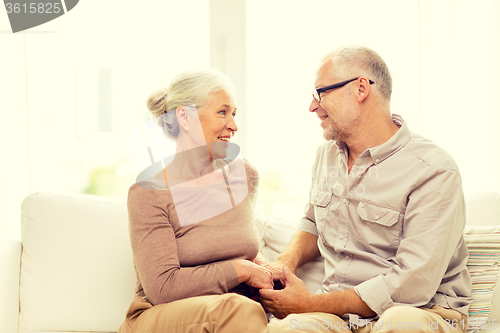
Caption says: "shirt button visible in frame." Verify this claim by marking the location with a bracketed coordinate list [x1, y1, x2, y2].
[339, 235, 344, 240]
[375, 158, 380, 163]
[374, 215, 379, 220]
[345, 255, 350, 260]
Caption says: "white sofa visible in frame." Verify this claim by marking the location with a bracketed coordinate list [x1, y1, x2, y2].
[1, 191, 500, 333]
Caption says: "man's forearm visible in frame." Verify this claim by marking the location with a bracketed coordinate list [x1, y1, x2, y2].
[259, 269, 376, 319]
[306, 289, 376, 318]
[277, 231, 320, 272]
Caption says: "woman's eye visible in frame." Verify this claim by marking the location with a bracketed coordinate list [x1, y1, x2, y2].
[218, 110, 226, 115]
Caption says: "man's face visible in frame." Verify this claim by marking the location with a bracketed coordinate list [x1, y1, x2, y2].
[310, 62, 359, 142]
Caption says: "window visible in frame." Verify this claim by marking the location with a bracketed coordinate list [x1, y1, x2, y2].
[0, 0, 210, 239]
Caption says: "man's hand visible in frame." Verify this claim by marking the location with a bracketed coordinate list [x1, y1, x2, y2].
[259, 266, 311, 319]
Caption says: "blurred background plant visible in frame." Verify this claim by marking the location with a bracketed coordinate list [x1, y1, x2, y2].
[84, 161, 134, 198]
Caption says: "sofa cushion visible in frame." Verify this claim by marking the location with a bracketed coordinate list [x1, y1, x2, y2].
[465, 192, 500, 228]
[19, 192, 135, 333]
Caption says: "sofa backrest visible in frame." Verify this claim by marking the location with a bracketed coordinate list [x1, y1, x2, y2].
[465, 192, 500, 227]
[20, 192, 135, 333]
[18, 191, 500, 333]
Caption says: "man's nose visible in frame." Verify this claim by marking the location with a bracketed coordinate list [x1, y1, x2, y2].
[309, 98, 320, 113]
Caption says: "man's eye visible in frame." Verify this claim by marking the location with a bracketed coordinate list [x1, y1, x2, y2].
[232, 112, 237, 118]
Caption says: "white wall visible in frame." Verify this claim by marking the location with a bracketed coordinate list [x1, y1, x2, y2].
[1, 0, 499, 240]
[245, 0, 500, 215]
[419, 0, 500, 195]
[0, 32, 31, 242]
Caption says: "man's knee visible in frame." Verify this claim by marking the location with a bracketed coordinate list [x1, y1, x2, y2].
[269, 314, 311, 333]
[380, 306, 425, 322]
[373, 306, 429, 333]
[269, 313, 349, 333]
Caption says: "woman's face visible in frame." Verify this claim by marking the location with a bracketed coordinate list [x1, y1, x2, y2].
[198, 90, 238, 159]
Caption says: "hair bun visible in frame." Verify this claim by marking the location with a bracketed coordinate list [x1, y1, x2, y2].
[146, 89, 169, 117]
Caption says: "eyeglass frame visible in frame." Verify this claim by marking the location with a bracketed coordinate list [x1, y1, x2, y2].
[313, 77, 375, 103]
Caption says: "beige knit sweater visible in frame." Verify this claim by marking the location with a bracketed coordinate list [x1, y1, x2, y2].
[127, 158, 260, 305]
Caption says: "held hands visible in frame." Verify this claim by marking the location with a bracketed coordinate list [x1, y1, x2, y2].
[259, 266, 311, 319]
[260, 260, 294, 282]
[231, 259, 274, 290]
[231, 260, 312, 319]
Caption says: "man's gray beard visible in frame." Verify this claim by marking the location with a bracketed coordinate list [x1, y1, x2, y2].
[322, 99, 356, 142]
[323, 126, 335, 141]
[323, 122, 343, 141]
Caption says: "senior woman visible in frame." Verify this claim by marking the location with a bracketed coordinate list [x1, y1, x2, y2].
[118, 69, 272, 333]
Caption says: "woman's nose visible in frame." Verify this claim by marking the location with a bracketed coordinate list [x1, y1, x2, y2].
[226, 115, 238, 132]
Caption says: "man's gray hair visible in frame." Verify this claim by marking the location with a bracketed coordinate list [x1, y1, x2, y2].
[321, 46, 392, 101]
[146, 69, 235, 140]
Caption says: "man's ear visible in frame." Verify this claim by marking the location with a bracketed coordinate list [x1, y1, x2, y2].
[356, 77, 371, 103]
[176, 106, 189, 132]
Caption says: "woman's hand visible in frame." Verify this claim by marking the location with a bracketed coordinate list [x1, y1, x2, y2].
[231, 259, 274, 290]
[261, 261, 286, 279]
[253, 251, 269, 266]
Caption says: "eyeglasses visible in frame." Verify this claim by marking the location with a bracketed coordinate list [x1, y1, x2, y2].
[312, 77, 375, 103]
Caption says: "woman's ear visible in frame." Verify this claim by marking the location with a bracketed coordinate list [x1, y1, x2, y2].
[176, 106, 190, 132]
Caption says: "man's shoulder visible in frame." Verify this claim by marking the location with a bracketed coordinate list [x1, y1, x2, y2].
[403, 131, 459, 172]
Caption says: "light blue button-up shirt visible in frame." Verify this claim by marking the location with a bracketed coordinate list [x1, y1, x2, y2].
[298, 115, 472, 317]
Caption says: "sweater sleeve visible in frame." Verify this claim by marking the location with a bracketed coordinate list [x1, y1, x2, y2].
[128, 183, 240, 305]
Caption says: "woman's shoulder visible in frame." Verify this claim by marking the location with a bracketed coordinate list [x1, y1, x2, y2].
[128, 180, 170, 212]
[241, 158, 259, 178]
[129, 175, 168, 193]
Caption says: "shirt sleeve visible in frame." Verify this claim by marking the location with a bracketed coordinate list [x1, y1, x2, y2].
[354, 168, 467, 315]
[298, 153, 321, 237]
[128, 183, 240, 305]
[298, 202, 319, 237]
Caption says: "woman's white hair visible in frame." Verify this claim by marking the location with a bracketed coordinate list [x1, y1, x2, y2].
[321, 46, 392, 102]
[146, 69, 235, 140]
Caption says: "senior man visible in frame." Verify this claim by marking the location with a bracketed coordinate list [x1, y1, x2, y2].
[260, 46, 472, 333]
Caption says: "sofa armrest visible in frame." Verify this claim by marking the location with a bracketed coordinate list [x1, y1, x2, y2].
[0, 240, 21, 333]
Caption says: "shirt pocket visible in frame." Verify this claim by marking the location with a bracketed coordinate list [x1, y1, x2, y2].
[312, 189, 333, 235]
[356, 202, 402, 258]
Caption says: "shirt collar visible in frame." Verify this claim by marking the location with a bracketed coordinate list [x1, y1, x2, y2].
[369, 114, 410, 165]
[334, 114, 411, 165]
